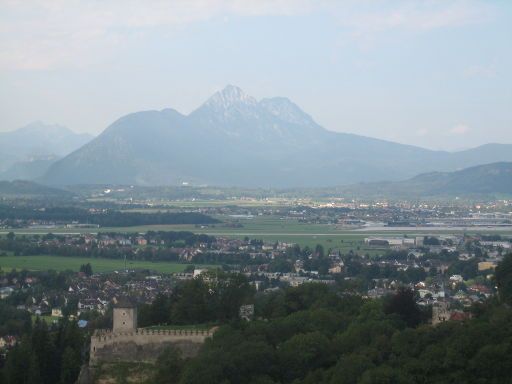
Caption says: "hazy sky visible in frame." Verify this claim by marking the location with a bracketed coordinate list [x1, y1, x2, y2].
[1, 0, 511, 151]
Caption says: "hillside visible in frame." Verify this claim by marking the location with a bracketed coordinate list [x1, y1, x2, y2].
[0, 180, 73, 199]
[339, 162, 512, 198]
[42, 86, 512, 188]
[0, 156, 59, 181]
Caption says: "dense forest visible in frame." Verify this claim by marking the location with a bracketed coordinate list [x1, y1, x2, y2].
[171, 291, 511, 384]
[139, 255, 512, 384]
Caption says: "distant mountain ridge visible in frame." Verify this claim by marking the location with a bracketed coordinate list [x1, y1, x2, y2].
[3, 162, 511, 200]
[0, 122, 93, 179]
[338, 162, 512, 198]
[0, 156, 60, 181]
[42, 85, 512, 187]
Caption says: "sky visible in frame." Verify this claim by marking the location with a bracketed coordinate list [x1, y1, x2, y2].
[0, 0, 511, 151]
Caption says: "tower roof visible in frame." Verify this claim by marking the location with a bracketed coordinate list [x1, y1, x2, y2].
[113, 296, 136, 309]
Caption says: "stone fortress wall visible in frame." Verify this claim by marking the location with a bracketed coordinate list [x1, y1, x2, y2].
[90, 327, 213, 364]
[89, 300, 214, 364]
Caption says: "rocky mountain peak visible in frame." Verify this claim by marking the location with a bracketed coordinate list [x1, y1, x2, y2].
[202, 85, 258, 111]
[259, 97, 315, 126]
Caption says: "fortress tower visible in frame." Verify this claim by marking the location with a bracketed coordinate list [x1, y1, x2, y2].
[113, 297, 137, 332]
[432, 301, 450, 325]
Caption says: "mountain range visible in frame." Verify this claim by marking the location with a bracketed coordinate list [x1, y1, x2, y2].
[0, 122, 93, 180]
[16, 85, 512, 187]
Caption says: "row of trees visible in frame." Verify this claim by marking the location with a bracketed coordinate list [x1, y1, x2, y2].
[0, 205, 218, 227]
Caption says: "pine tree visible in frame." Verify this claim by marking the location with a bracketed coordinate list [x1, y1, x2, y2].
[60, 347, 80, 384]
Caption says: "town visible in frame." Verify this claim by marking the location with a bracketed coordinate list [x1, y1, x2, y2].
[0, 224, 509, 360]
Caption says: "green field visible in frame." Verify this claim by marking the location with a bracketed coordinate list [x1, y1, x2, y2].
[144, 323, 214, 331]
[0, 216, 336, 235]
[0, 255, 203, 274]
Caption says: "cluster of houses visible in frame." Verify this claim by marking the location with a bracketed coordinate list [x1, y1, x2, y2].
[361, 234, 508, 322]
[71, 274, 174, 315]
[0, 271, 176, 358]
[0, 271, 174, 321]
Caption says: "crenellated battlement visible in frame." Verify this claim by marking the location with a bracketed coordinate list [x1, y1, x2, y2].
[93, 327, 213, 339]
[90, 327, 216, 364]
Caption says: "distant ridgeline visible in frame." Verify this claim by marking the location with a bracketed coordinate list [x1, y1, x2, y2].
[336, 162, 512, 199]
[0, 205, 218, 227]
